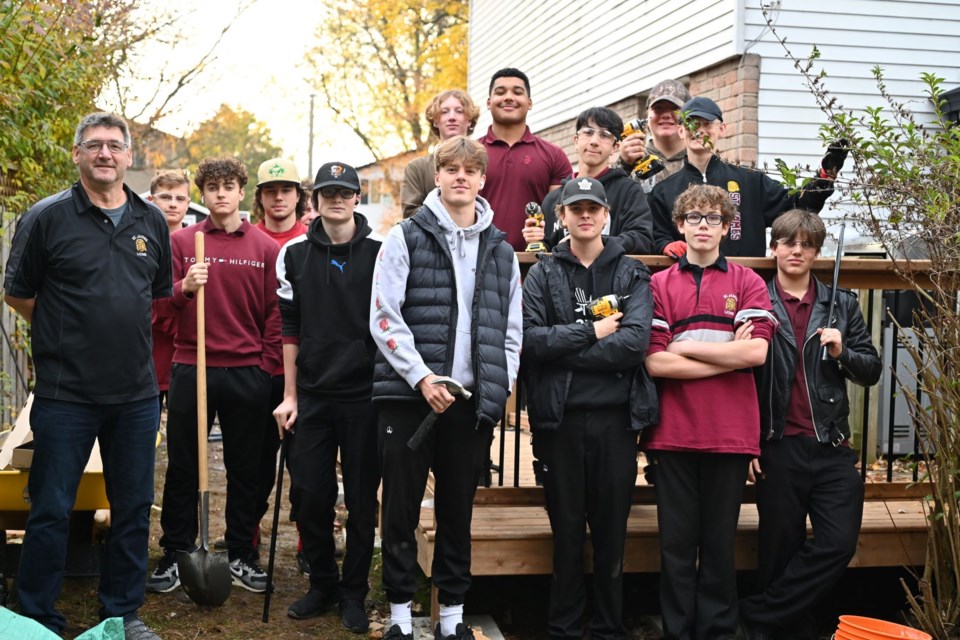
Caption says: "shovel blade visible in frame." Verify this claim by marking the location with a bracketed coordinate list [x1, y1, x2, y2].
[177, 546, 232, 606]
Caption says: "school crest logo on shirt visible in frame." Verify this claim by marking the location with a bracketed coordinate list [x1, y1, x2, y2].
[722, 293, 738, 316]
[523, 155, 532, 165]
[329, 165, 344, 178]
[132, 234, 148, 257]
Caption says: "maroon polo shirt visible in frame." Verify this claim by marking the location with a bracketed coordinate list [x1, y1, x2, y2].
[479, 125, 572, 251]
[776, 278, 817, 437]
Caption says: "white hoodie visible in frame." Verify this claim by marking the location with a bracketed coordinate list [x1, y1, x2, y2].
[370, 190, 522, 393]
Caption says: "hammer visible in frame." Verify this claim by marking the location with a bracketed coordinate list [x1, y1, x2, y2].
[407, 377, 472, 450]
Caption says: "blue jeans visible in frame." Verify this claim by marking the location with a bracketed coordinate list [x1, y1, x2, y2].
[17, 396, 159, 633]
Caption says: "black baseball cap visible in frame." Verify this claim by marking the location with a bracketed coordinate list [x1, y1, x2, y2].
[683, 96, 723, 122]
[313, 162, 360, 191]
[560, 177, 609, 207]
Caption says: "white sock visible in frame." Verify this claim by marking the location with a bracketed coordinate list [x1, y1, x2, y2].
[390, 601, 413, 634]
[439, 603, 464, 637]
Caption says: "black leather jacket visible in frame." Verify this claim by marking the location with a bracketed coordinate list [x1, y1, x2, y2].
[757, 277, 881, 444]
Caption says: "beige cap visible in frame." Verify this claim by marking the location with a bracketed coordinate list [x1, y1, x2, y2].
[257, 158, 301, 186]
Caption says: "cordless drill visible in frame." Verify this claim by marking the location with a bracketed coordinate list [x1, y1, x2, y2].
[621, 119, 665, 182]
[586, 294, 629, 320]
[525, 202, 546, 252]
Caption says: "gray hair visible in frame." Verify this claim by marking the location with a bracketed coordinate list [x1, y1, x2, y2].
[74, 112, 131, 147]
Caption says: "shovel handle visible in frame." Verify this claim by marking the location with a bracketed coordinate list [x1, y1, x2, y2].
[195, 232, 208, 492]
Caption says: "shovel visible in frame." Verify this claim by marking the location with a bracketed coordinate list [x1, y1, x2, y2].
[178, 231, 232, 606]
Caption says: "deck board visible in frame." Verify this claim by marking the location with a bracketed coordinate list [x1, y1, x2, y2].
[415, 425, 931, 577]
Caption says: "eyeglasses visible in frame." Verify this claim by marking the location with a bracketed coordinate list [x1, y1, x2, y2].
[78, 139, 128, 154]
[577, 127, 617, 142]
[319, 187, 358, 199]
[682, 212, 724, 226]
[776, 239, 817, 250]
[153, 193, 190, 204]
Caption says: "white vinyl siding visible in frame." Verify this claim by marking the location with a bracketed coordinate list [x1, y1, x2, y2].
[468, 0, 741, 132]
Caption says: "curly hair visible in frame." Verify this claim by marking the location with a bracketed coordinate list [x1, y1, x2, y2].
[194, 157, 248, 190]
[253, 183, 307, 221]
[672, 184, 735, 224]
[425, 89, 480, 138]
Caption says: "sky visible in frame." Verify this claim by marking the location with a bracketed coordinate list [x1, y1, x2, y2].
[116, 0, 375, 176]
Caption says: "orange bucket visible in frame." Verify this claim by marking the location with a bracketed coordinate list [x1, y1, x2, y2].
[838, 616, 931, 640]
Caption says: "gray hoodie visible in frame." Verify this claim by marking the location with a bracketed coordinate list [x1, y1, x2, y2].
[370, 191, 522, 393]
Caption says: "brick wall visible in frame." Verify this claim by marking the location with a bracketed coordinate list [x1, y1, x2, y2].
[533, 54, 761, 169]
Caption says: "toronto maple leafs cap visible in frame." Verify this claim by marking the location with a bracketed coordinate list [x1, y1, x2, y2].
[257, 158, 301, 186]
[313, 162, 361, 191]
[560, 176, 609, 207]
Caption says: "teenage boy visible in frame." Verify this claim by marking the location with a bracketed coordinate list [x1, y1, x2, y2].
[739, 210, 881, 640]
[522, 177, 657, 640]
[251, 157, 308, 561]
[273, 162, 382, 633]
[371, 136, 522, 640]
[479, 68, 572, 251]
[650, 96, 845, 258]
[148, 157, 282, 594]
[528, 106, 653, 254]
[619, 79, 691, 191]
[642, 184, 777, 640]
[4, 112, 171, 640]
[401, 89, 481, 218]
[149, 170, 192, 414]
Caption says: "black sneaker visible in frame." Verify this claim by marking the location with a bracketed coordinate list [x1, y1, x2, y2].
[228, 557, 267, 593]
[434, 622, 475, 640]
[340, 599, 369, 633]
[287, 586, 338, 619]
[124, 616, 161, 640]
[146, 551, 179, 593]
[384, 624, 413, 640]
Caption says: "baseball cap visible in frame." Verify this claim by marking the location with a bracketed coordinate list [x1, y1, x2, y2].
[646, 79, 691, 109]
[682, 96, 723, 122]
[561, 177, 609, 207]
[313, 162, 361, 191]
[257, 158, 301, 186]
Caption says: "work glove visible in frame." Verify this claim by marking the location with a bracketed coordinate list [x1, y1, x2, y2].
[663, 240, 688, 259]
[819, 138, 849, 179]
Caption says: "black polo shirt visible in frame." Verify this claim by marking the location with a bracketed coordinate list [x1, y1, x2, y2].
[3, 182, 173, 403]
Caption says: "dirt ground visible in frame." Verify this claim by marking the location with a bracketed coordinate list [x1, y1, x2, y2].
[7, 424, 925, 640]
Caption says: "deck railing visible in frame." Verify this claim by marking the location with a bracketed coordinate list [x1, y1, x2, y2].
[489, 255, 939, 490]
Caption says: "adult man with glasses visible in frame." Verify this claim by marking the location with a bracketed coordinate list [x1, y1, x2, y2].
[479, 68, 572, 251]
[527, 107, 653, 255]
[649, 96, 846, 258]
[739, 210, 880, 640]
[4, 112, 172, 640]
[642, 183, 776, 640]
[272, 162, 382, 632]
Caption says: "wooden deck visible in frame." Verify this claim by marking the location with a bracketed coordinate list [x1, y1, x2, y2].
[415, 429, 930, 578]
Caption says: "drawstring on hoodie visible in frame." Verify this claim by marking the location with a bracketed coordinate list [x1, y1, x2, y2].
[453, 227, 467, 258]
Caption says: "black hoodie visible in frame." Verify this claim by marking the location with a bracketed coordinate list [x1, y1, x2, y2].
[276, 212, 382, 400]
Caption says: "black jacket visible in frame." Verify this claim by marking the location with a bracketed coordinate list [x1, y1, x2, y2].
[650, 155, 834, 257]
[522, 238, 659, 431]
[371, 208, 516, 428]
[540, 168, 654, 255]
[757, 277, 881, 444]
[277, 213, 381, 400]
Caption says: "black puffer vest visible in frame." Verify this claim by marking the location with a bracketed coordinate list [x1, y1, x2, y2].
[373, 208, 516, 427]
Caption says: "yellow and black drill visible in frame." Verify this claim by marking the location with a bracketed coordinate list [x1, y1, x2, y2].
[586, 294, 629, 320]
[621, 119, 666, 182]
[525, 202, 546, 252]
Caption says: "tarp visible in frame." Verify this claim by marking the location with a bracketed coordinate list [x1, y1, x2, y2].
[0, 607, 123, 640]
